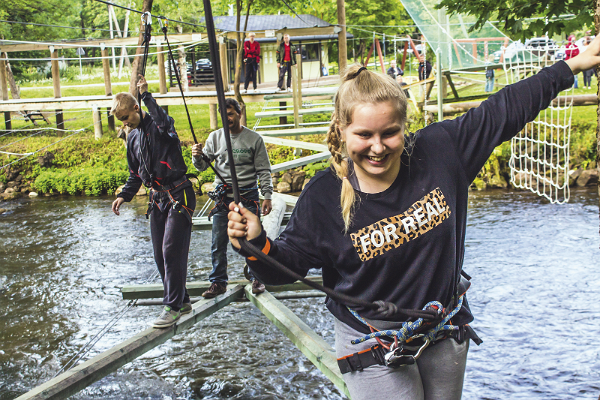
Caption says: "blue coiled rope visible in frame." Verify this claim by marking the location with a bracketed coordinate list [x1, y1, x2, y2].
[349, 295, 464, 345]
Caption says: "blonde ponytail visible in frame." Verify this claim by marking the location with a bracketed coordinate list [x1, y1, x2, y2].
[327, 111, 357, 232]
[328, 63, 409, 233]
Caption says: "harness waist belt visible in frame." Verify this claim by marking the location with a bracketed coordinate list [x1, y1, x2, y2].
[152, 175, 188, 192]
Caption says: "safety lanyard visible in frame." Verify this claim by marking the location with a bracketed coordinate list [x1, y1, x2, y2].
[158, 17, 228, 185]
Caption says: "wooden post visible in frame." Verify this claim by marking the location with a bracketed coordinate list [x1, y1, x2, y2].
[101, 46, 115, 132]
[401, 41, 409, 71]
[92, 105, 103, 139]
[0, 57, 11, 131]
[336, 0, 347, 74]
[292, 65, 300, 129]
[279, 101, 287, 125]
[209, 103, 218, 129]
[50, 47, 64, 135]
[375, 38, 385, 74]
[157, 40, 169, 114]
[245, 289, 350, 397]
[219, 39, 229, 91]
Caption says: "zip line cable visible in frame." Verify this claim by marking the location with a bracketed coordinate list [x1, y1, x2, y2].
[0, 19, 137, 35]
[53, 266, 161, 377]
[202, 0, 438, 322]
[93, 0, 206, 30]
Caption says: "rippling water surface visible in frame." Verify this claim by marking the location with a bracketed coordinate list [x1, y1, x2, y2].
[0, 188, 599, 399]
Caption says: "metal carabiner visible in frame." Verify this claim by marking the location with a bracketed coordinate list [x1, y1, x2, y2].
[158, 16, 168, 30]
[141, 11, 152, 25]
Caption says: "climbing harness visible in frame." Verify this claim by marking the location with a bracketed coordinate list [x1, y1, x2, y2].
[206, 183, 260, 220]
[145, 175, 195, 222]
[337, 274, 482, 373]
[200, 0, 439, 323]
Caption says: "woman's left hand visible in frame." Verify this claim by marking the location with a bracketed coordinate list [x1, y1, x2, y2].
[566, 35, 600, 75]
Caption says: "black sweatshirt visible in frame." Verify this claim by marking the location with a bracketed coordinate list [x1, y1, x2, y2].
[240, 61, 574, 334]
[117, 92, 189, 202]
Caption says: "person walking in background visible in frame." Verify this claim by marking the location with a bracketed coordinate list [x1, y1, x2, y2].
[418, 59, 432, 81]
[243, 32, 260, 94]
[581, 37, 594, 89]
[276, 34, 298, 92]
[485, 66, 495, 92]
[565, 35, 580, 89]
[387, 59, 404, 82]
[191, 98, 273, 298]
[111, 75, 195, 329]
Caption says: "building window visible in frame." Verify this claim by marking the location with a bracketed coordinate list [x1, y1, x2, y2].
[301, 43, 320, 61]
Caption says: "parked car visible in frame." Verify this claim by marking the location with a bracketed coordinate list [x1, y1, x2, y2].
[493, 41, 524, 63]
[525, 37, 558, 57]
[494, 38, 557, 63]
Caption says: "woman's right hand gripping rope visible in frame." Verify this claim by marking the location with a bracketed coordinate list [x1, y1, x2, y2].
[228, 202, 262, 249]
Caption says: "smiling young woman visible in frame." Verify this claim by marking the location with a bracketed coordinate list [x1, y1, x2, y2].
[226, 38, 600, 399]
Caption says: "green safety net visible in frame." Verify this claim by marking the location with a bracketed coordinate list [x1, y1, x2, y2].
[400, 0, 509, 70]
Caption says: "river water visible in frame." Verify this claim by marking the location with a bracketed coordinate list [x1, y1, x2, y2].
[1, 188, 599, 400]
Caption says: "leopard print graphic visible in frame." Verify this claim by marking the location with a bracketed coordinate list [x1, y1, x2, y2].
[350, 188, 451, 261]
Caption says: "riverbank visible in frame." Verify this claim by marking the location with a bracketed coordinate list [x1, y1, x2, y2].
[0, 100, 597, 203]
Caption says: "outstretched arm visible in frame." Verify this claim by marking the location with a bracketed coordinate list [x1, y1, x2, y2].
[137, 75, 177, 139]
[565, 35, 600, 75]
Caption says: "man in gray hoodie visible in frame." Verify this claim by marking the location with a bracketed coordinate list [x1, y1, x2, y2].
[192, 98, 273, 297]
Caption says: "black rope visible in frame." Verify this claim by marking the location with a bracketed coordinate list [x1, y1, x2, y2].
[93, 0, 206, 30]
[137, 12, 154, 187]
[159, 19, 197, 145]
[157, 18, 228, 185]
[202, 0, 437, 322]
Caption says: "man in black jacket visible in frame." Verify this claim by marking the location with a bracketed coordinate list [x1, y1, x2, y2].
[276, 34, 298, 92]
[111, 75, 196, 328]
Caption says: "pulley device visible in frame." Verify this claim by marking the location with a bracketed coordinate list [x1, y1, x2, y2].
[200, 0, 439, 323]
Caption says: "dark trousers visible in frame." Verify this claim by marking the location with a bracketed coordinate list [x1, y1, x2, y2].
[150, 185, 196, 311]
[244, 59, 258, 90]
[583, 69, 594, 87]
[278, 61, 292, 89]
[210, 188, 259, 283]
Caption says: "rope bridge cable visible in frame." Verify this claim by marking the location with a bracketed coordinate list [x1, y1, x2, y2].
[1, 40, 204, 62]
[0, 114, 110, 171]
[202, 0, 438, 322]
[93, 0, 207, 30]
[53, 267, 161, 377]
[0, 108, 90, 143]
[0, 19, 138, 35]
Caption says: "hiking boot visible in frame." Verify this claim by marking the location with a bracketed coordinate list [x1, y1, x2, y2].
[202, 282, 227, 298]
[152, 306, 180, 328]
[180, 302, 192, 315]
[251, 279, 265, 294]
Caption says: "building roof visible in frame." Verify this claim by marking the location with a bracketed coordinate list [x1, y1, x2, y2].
[205, 14, 331, 31]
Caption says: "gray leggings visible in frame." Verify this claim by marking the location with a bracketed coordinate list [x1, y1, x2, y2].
[335, 318, 469, 400]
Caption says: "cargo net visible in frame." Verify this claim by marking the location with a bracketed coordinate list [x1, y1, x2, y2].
[503, 49, 573, 203]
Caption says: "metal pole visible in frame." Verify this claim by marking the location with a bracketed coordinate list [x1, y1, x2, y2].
[437, 48, 443, 122]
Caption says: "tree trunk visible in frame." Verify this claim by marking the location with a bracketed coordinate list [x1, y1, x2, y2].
[3, 53, 20, 100]
[128, 0, 154, 97]
[233, 0, 253, 126]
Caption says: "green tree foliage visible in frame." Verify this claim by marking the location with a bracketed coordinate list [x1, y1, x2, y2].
[437, 0, 592, 40]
